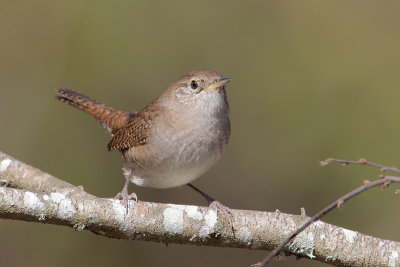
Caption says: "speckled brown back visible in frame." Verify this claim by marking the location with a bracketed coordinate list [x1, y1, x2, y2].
[107, 101, 164, 151]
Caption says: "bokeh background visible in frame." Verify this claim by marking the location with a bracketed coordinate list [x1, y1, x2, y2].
[1, 1, 400, 266]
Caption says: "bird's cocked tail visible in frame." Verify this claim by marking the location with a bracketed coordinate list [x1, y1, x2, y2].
[56, 88, 134, 134]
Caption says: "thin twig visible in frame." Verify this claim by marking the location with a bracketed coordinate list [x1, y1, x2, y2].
[256, 173, 400, 266]
[321, 157, 400, 173]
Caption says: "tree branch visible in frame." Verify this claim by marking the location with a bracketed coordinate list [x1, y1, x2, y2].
[257, 176, 400, 266]
[0, 151, 399, 266]
[321, 157, 400, 174]
[257, 158, 400, 266]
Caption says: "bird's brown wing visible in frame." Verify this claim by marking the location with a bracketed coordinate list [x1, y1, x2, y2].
[107, 105, 163, 151]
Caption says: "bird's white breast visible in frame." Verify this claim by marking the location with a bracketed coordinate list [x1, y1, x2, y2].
[124, 89, 230, 189]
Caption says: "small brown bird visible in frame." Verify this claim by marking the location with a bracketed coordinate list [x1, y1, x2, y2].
[56, 70, 232, 216]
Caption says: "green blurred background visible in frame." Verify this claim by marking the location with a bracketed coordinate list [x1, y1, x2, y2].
[1, 1, 400, 266]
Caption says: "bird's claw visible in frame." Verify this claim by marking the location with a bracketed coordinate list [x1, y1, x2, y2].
[209, 200, 234, 232]
[115, 192, 138, 213]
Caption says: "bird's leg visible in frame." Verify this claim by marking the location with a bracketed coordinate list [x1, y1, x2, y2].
[187, 183, 233, 228]
[115, 174, 137, 212]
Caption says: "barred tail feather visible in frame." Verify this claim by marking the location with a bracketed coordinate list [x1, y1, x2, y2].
[56, 88, 135, 134]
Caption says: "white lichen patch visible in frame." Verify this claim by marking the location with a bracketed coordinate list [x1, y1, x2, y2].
[314, 220, 324, 227]
[58, 198, 76, 219]
[24, 192, 45, 212]
[289, 231, 316, 259]
[199, 225, 211, 238]
[389, 251, 399, 267]
[50, 192, 66, 203]
[342, 229, 356, 243]
[0, 159, 11, 172]
[198, 209, 218, 238]
[163, 207, 184, 234]
[111, 201, 126, 222]
[237, 227, 252, 244]
[185, 206, 203, 221]
[48, 192, 75, 219]
[205, 209, 217, 229]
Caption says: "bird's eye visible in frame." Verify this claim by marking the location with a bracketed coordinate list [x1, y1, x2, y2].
[190, 80, 198, 90]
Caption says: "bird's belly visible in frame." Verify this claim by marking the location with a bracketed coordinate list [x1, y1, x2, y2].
[125, 147, 222, 188]
[123, 113, 229, 189]
[124, 132, 226, 188]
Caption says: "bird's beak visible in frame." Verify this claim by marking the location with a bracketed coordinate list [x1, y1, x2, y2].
[203, 77, 232, 91]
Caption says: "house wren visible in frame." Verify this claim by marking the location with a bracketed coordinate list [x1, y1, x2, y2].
[56, 70, 232, 216]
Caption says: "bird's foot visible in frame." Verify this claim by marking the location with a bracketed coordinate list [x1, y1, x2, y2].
[115, 191, 138, 213]
[186, 183, 235, 232]
[209, 200, 234, 233]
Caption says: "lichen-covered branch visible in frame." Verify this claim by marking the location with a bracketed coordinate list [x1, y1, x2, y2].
[0, 151, 399, 266]
[259, 175, 400, 266]
[0, 151, 93, 199]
